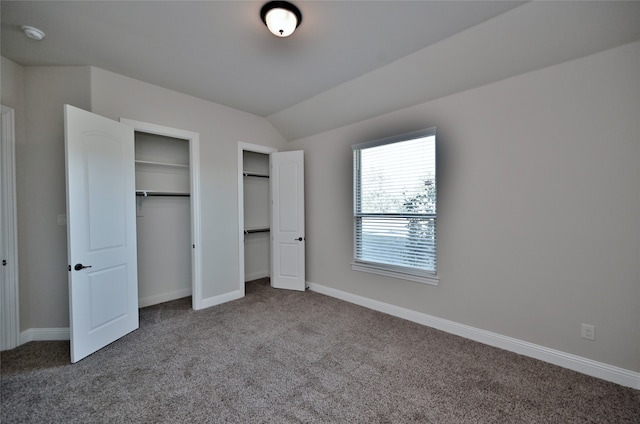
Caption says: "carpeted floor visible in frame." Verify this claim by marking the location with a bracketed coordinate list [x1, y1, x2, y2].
[2, 279, 639, 423]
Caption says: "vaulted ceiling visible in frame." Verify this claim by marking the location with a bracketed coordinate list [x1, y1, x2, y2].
[2, 1, 640, 140]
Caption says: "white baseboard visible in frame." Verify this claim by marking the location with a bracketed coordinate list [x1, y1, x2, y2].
[18, 290, 243, 342]
[139, 288, 192, 308]
[195, 289, 244, 310]
[17, 283, 639, 390]
[20, 327, 70, 344]
[308, 282, 640, 390]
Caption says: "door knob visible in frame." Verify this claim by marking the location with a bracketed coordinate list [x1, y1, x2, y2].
[295, 237, 304, 241]
[74, 263, 92, 271]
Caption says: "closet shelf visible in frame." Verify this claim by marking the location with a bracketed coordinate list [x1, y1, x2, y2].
[135, 160, 189, 168]
[244, 227, 270, 234]
[136, 190, 190, 197]
[243, 171, 269, 178]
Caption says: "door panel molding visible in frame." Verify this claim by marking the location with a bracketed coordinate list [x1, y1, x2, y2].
[271, 150, 306, 291]
[66, 105, 139, 362]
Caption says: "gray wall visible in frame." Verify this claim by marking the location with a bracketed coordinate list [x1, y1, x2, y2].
[2, 64, 92, 329]
[288, 41, 640, 372]
[23, 67, 92, 329]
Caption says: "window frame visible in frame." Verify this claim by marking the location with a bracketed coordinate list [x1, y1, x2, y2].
[351, 127, 439, 285]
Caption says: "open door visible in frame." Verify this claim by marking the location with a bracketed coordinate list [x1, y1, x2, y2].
[270, 150, 305, 291]
[64, 105, 139, 363]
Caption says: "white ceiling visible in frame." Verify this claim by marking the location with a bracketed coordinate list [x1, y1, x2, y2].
[0, 0, 523, 116]
[2, 1, 640, 140]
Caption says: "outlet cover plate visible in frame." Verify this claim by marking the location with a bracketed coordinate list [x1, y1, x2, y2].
[581, 323, 595, 341]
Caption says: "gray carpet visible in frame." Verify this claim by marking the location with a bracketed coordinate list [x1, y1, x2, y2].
[2, 279, 639, 423]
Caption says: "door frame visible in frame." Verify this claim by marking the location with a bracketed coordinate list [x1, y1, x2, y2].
[1, 105, 19, 351]
[237, 142, 277, 297]
[121, 119, 203, 310]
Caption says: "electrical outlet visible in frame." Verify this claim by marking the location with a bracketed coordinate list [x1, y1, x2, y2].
[581, 324, 595, 341]
[57, 214, 67, 226]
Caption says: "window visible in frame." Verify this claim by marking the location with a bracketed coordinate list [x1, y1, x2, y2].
[352, 128, 437, 284]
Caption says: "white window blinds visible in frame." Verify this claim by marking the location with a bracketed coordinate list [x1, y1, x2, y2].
[352, 128, 437, 283]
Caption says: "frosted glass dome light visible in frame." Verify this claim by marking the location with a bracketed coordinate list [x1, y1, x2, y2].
[260, 1, 302, 38]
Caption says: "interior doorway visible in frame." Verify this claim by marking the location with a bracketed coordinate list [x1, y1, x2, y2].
[237, 142, 306, 295]
[120, 119, 203, 310]
[238, 142, 277, 297]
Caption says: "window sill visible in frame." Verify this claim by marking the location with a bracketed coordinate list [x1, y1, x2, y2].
[351, 262, 439, 286]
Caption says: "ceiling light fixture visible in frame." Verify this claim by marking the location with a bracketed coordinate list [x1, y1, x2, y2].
[260, 1, 302, 38]
[21, 25, 45, 41]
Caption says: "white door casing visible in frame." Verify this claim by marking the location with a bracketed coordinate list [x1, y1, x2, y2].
[1, 105, 19, 351]
[65, 105, 139, 363]
[270, 150, 306, 291]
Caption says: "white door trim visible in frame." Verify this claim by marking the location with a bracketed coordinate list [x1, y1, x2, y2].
[237, 142, 277, 297]
[1, 105, 20, 351]
[120, 119, 203, 310]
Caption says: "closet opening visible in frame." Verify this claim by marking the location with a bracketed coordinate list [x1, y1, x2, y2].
[238, 142, 306, 294]
[134, 132, 191, 308]
[238, 143, 277, 296]
[122, 118, 203, 310]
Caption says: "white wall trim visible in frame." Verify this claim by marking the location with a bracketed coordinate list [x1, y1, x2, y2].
[20, 328, 70, 344]
[197, 289, 244, 310]
[17, 292, 241, 341]
[119, 118, 203, 310]
[237, 142, 278, 298]
[138, 288, 192, 309]
[308, 282, 640, 390]
[15, 283, 639, 389]
[1, 105, 20, 351]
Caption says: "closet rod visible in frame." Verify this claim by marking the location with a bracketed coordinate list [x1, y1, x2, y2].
[243, 172, 269, 178]
[136, 191, 190, 197]
[244, 228, 270, 234]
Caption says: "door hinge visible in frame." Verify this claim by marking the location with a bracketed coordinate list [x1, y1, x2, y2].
[68, 265, 71, 271]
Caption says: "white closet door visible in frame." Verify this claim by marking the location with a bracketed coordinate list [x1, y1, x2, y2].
[270, 150, 305, 291]
[65, 105, 139, 363]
